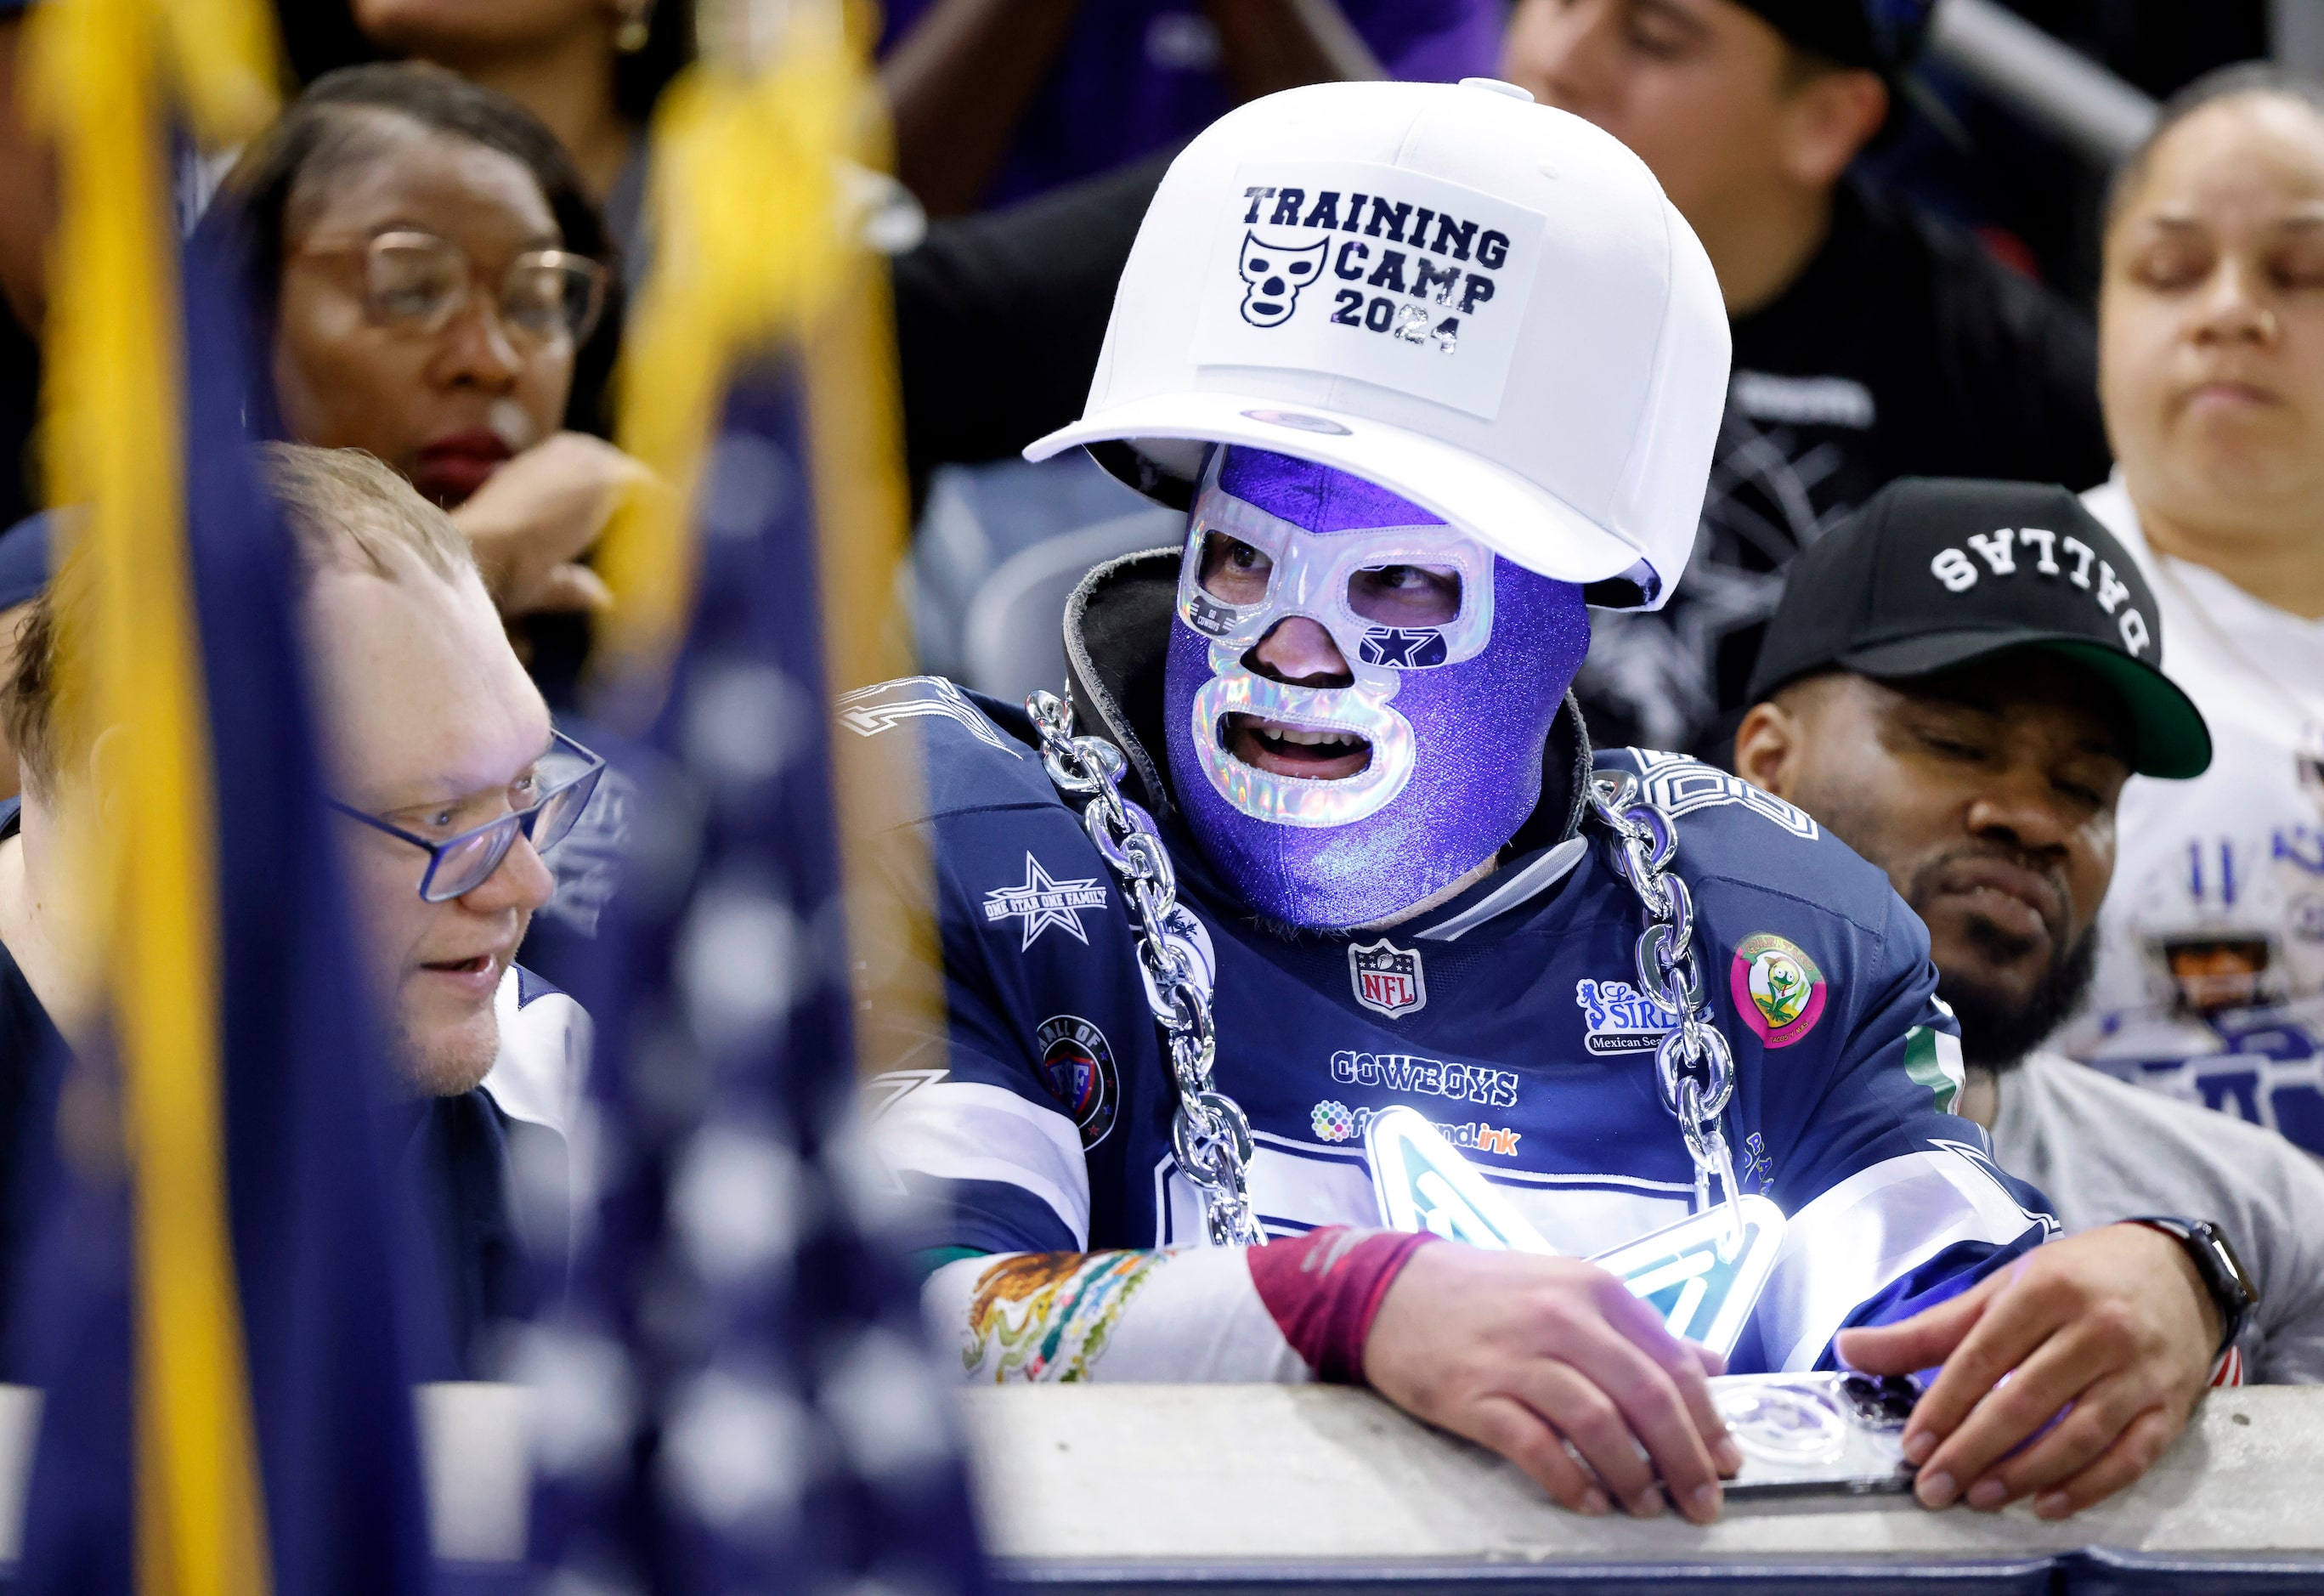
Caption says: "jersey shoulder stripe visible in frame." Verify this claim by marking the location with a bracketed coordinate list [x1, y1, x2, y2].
[872, 1071, 1093, 1249]
[1601, 747, 1824, 843]
[899, 1174, 1082, 1260]
[1758, 1143, 2055, 1372]
[837, 676, 1066, 829]
[1597, 746, 1901, 941]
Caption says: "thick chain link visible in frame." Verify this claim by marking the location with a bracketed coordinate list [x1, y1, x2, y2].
[1586, 769, 1747, 1253]
[1023, 692, 1739, 1254]
[1026, 690, 1265, 1248]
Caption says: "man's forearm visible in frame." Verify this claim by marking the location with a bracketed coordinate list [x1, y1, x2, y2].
[925, 1228, 1432, 1383]
[881, 0, 1086, 218]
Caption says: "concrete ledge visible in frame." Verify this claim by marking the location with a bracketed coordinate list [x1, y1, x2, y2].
[0, 1382, 532, 1569]
[964, 1384, 2324, 1584]
[8, 1381, 2324, 1585]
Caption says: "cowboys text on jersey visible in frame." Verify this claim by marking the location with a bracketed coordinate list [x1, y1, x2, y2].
[858, 659, 2051, 1376]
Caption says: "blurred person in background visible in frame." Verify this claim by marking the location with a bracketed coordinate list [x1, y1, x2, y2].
[0, 445, 594, 1377]
[336, 0, 1171, 516]
[1736, 476, 2324, 1399]
[2061, 65, 2324, 1160]
[224, 62, 642, 636]
[879, 0, 1497, 219]
[331, 0, 1250, 673]
[1501, 0, 2113, 761]
[223, 62, 644, 966]
[0, 0, 51, 535]
[0, 512, 47, 801]
[346, 0, 689, 261]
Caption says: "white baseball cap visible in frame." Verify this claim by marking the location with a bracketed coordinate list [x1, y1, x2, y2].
[1025, 77, 1730, 609]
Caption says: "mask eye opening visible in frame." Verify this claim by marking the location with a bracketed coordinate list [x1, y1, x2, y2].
[1345, 559, 1463, 628]
[1195, 528, 1275, 608]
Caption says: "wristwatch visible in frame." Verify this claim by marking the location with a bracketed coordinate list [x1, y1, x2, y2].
[2129, 1217, 2259, 1358]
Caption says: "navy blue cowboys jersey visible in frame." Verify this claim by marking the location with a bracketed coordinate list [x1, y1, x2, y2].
[860, 677, 2055, 1373]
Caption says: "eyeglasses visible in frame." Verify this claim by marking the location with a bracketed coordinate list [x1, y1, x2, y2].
[330, 730, 607, 903]
[299, 229, 608, 347]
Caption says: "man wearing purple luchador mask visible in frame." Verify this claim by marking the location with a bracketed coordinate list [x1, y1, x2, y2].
[1162, 444, 1591, 929]
[861, 79, 2233, 1525]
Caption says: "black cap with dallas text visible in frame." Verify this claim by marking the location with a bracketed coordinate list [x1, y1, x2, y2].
[1747, 477, 2212, 779]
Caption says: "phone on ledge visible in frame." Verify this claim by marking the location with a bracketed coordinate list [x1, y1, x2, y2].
[1708, 1371, 1923, 1499]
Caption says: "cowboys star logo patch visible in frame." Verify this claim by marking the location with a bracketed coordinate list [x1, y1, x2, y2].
[1349, 937, 1427, 1019]
[981, 853, 1108, 951]
[1356, 626, 1449, 668]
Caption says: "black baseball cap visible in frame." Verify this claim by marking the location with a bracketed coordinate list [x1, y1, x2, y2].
[1732, 0, 1934, 77]
[1746, 477, 2212, 779]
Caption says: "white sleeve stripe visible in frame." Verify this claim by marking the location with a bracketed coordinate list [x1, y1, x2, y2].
[871, 1081, 1091, 1248]
[1760, 1148, 2048, 1372]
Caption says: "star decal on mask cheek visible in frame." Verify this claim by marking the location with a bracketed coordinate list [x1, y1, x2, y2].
[981, 853, 1111, 951]
[1357, 626, 1447, 668]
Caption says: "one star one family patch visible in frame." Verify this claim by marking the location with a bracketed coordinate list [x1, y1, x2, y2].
[983, 853, 1108, 950]
[1729, 932, 1826, 1048]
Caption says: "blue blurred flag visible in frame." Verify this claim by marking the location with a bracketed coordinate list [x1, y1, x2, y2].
[10, 205, 433, 1596]
[524, 357, 985, 1593]
[520, 19, 984, 1591]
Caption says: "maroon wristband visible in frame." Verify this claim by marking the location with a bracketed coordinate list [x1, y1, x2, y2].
[1246, 1225, 1439, 1384]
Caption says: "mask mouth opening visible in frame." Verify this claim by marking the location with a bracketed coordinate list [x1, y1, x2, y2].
[1222, 711, 1374, 780]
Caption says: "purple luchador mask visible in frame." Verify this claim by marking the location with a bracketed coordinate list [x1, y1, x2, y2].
[1162, 446, 1592, 929]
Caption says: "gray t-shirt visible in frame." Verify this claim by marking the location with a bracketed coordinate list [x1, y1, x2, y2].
[1990, 1051, 2324, 1384]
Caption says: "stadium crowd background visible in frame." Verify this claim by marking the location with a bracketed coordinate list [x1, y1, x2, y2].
[76, 0, 2309, 1152]
[0, 0, 2304, 717]
[0, 0, 2321, 1583]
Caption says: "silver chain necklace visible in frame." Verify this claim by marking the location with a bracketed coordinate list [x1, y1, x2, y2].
[1027, 690, 1264, 1246]
[1586, 768, 1746, 1247]
[1025, 690, 1744, 1250]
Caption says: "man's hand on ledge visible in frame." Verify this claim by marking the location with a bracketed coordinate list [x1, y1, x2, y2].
[1364, 1245, 1739, 1525]
[1838, 1222, 2220, 1520]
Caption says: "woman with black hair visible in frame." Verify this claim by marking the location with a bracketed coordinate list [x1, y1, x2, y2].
[317, 0, 1173, 518]
[223, 60, 649, 628]
[340, 0, 687, 270]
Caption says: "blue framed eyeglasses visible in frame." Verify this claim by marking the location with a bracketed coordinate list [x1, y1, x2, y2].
[328, 729, 607, 903]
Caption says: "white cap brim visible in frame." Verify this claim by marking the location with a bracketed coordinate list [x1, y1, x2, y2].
[1026, 390, 1648, 589]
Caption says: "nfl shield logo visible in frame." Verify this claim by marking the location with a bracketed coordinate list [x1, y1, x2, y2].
[1349, 937, 1428, 1019]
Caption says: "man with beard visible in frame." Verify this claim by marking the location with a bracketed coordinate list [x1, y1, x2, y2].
[1736, 476, 2324, 1384]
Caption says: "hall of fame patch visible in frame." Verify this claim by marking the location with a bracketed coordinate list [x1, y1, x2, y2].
[1038, 1014, 1119, 1149]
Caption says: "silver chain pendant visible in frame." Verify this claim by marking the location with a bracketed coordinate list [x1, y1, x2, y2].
[1586, 768, 1749, 1254]
[1026, 690, 1264, 1247]
[1024, 689, 1742, 1255]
